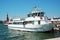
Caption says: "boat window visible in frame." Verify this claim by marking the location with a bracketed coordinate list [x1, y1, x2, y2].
[41, 14, 44, 16]
[30, 21, 34, 24]
[18, 22, 23, 24]
[38, 12, 44, 17]
[29, 21, 34, 24]
[38, 21, 40, 24]
[41, 12, 44, 16]
[28, 14, 32, 17]
[24, 21, 34, 24]
[28, 14, 30, 17]
[32, 13, 37, 17]
[9, 23, 12, 24]
[13, 22, 23, 24]
[38, 13, 40, 16]
[13, 22, 18, 24]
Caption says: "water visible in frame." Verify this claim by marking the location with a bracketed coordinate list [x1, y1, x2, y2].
[0, 24, 60, 40]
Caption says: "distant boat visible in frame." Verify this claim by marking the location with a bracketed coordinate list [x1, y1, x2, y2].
[4, 6, 55, 32]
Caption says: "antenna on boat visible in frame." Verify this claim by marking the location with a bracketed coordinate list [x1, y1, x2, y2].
[34, 6, 38, 11]
[33, 5, 39, 13]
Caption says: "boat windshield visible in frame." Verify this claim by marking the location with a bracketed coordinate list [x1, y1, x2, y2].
[27, 12, 44, 17]
[28, 13, 37, 17]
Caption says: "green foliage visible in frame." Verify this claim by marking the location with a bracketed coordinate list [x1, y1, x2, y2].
[0, 21, 3, 24]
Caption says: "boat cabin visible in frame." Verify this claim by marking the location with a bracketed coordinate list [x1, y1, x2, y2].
[25, 7, 46, 25]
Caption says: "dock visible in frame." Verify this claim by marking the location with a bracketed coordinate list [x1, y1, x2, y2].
[50, 17, 60, 31]
[53, 24, 60, 31]
[45, 37, 60, 40]
[54, 27, 60, 31]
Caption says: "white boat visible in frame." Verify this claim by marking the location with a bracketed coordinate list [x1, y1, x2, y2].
[5, 7, 55, 32]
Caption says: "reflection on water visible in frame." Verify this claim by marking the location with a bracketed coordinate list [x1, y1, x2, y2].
[0, 24, 60, 40]
[0, 24, 9, 40]
[6, 30, 60, 40]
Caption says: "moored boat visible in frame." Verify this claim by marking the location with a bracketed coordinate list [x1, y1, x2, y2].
[4, 6, 55, 32]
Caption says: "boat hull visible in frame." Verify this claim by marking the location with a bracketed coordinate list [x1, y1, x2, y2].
[7, 23, 55, 32]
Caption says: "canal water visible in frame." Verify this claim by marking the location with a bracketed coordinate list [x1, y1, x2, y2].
[0, 24, 60, 40]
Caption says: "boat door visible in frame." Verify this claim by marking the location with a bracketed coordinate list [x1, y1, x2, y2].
[34, 20, 40, 25]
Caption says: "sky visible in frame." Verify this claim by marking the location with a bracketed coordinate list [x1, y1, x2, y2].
[0, 0, 60, 20]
